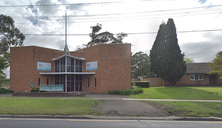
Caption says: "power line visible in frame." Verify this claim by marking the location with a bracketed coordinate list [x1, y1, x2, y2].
[0, 0, 177, 7]
[0, 1, 126, 7]
[23, 29, 222, 36]
[13, 10, 222, 24]
[10, 4, 222, 20]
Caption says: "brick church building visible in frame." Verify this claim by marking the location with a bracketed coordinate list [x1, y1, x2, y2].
[10, 43, 131, 93]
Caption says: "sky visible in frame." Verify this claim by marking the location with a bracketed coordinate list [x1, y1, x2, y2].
[1, 0, 222, 76]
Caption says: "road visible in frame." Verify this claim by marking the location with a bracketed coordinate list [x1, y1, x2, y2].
[0, 118, 222, 128]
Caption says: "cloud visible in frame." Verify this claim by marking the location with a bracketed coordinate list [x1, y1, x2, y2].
[181, 31, 222, 62]
[198, 0, 207, 4]
[36, 0, 64, 15]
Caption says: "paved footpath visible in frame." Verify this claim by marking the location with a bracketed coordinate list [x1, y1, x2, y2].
[122, 98, 222, 102]
[2, 94, 222, 102]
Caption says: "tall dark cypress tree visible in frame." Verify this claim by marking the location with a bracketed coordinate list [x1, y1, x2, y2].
[150, 18, 186, 85]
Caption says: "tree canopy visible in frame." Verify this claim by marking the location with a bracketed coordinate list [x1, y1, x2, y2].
[131, 51, 154, 78]
[0, 14, 25, 76]
[150, 18, 186, 85]
[85, 23, 127, 47]
[208, 51, 222, 79]
[184, 56, 194, 63]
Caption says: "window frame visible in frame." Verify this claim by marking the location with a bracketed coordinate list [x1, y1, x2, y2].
[190, 74, 204, 81]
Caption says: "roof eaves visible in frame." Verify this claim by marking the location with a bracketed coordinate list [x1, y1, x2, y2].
[52, 54, 85, 61]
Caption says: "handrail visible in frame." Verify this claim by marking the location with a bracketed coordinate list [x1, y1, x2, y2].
[39, 84, 64, 92]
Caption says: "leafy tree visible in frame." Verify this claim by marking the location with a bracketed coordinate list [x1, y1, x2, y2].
[184, 56, 194, 63]
[85, 23, 127, 47]
[131, 51, 154, 78]
[150, 18, 186, 85]
[0, 74, 9, 87]
[0, 14, 25, 76]
[208, 51, 222, 79]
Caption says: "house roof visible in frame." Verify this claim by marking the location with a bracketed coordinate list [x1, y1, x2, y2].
[186, 63, 211, 74]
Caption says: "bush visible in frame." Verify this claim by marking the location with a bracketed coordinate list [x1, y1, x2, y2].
[0, 88, 14, 94]
[135, 81, 150, 88]
[31, 87, 39, 92]
[108, 88, 143, 95]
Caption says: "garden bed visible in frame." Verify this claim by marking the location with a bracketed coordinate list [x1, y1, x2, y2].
[13, 92, 85, 97]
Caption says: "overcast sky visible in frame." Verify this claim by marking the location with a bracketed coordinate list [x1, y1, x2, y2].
[1, 0, 222, 65]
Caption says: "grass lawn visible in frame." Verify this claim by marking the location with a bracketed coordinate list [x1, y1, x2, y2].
[0, 99, 101, 115]
[130, 87, 222, 100]
[146, 101, 222, 117]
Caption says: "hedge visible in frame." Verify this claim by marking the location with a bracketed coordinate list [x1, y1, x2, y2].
[108, 88, 143, 95]
[135, 81, 150, 88]
[31, 87, 39, 92]
[0, 88, 14, 94]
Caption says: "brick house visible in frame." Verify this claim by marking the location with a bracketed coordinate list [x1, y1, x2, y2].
[10, 43, 131, 93]
[142, 63, 222, 86]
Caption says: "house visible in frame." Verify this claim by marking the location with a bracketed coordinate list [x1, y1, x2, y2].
[141, 63, 222, 86]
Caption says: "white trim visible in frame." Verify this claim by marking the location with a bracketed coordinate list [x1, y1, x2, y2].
[190, 74, 195, 80]
[198, 74, 204, 80]
[190, 74, 204, 81]
[52, 54, 85, 61]
[40, 72, 95, 75]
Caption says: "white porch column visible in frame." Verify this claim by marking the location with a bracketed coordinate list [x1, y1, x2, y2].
[65, 57, 67, 92]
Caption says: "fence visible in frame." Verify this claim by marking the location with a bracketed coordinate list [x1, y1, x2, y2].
[39, 84, 64, 92]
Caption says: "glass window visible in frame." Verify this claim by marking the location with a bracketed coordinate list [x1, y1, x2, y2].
[190, 75, 195, 80]
[78, 67, 82, 72]
[79, 60, 82, 67]
[195, 75, 198, 80]
[198, 74, 203, 80]
[67, 57, 71, 65]
[190, 74, 204, 80]
[88, 78, 90, 87]
[47, 78, 49, 85]
[59, 59, 61, 72]
[75, 59, 79, 66]
[95, 78, 96, 88]
[71, 58, 74, 65]
[38, 78, 40, 86]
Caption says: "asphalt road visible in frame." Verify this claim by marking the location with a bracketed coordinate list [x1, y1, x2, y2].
[0, 118, 222, 128]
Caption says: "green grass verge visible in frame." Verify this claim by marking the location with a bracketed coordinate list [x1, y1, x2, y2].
[0, 99, 101, 115]
[130, 87, 222, 100]
[146, 101, 222, 117]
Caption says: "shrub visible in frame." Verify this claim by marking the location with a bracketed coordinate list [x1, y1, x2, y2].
[108, 88, 143, 95]
[31, 87, 39, 92]
[135, 81, 150, 88]
[0, 88, 14, 94]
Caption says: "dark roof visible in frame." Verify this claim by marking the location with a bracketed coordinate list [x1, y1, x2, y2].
[186, 63, 211, 74]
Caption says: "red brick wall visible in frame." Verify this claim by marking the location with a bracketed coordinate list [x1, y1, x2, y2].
[80, 44, 132, 93]
[10, 47, 34, 92]
[10, 46, 62, 92]
[143, 77, 164, 87]
[148, 74, 218, 86]
[175, 74, 210, 86]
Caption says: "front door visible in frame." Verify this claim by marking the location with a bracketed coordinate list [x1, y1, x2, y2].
[209, 75, 212, 85]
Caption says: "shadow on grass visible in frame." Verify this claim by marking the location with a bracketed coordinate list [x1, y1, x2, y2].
[154, 87, 222, 100]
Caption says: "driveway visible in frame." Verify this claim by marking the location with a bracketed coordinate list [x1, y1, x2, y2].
[85, 93, 167, 117]
[97, 100, 167, 116]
